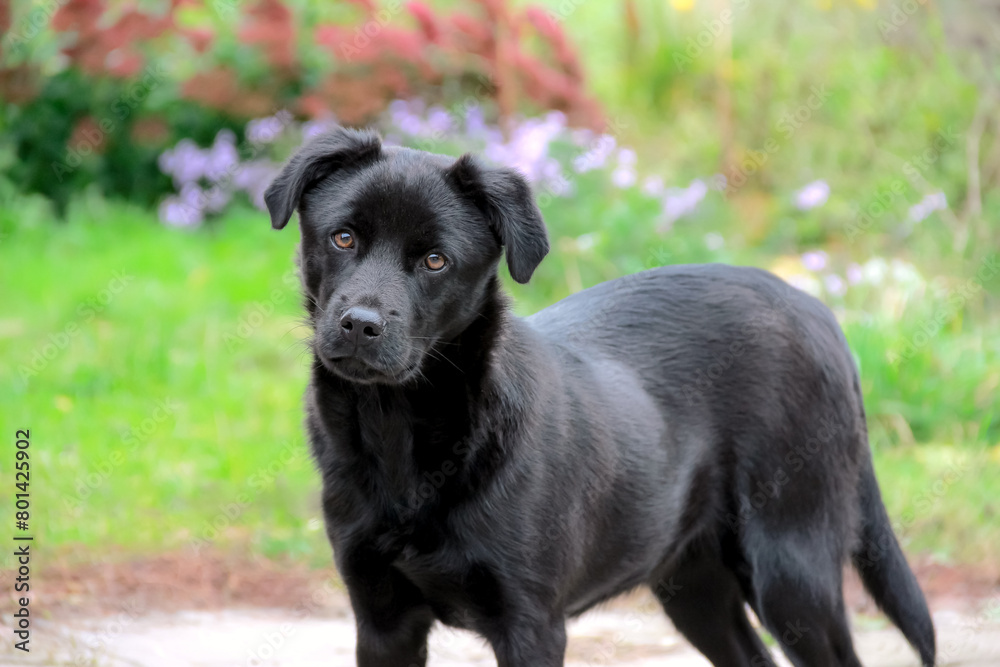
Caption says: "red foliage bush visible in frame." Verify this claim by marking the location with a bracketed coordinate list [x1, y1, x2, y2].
[310, 0, 602, 127]
[52, 0, 178, 77]
[2, 0, 603, 129]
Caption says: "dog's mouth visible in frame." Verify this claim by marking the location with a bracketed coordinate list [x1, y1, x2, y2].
[320, 354, 420, 385]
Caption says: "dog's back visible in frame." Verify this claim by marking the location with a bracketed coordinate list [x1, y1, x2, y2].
[528, 263, 935, 666]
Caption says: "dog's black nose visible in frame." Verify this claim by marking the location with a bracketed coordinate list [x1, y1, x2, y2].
[340, 307, 385, 345]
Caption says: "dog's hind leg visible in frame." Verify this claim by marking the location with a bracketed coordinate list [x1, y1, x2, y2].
[741, 528, 863, 667]
[652, 545, 777, 667]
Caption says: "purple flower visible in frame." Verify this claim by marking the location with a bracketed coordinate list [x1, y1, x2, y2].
[426, 106, 453, 134]
[484, 115, 563, 184]
[616, 148, 636, 166]
[398, 113, 424, 136]
[246, 114, 287, 145]
[660, 179, 708, 228]
[801, 250, 828, 272]
[824, 274, 846, 296]
[204, 130, 239, 182]
[846, 263, 863, 285]
[573, 134, 616, 173]
[202, 185, 232, 214]
[464, 104, 486, 136]
[303, 117, 340, 142]
[159, 195, 203, 228]
[908, 192, 947, 223]
[159, 139, 208, 188]
[794, 180, 830, 210]
[234, 160, 280, 209]
[388, 99, 410, 117]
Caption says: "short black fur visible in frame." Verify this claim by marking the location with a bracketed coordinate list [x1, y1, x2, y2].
[264, 126, 936, 667]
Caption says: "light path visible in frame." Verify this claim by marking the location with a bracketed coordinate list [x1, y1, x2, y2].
[4, 603, 997, 666]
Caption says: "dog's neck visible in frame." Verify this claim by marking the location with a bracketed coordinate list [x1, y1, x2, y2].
[311, 276, 530, 515]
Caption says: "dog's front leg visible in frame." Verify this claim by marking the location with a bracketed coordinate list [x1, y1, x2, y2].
[341, 556, 434, 667]
[489, 615, 568, 667]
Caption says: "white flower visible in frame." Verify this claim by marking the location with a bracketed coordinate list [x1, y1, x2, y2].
[611, 167, 636, 188]
[641, 175, 664, 197]
[704, 232, 725, 251]
[862, 257, 889, 286]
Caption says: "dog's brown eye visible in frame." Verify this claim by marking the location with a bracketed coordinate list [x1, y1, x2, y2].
[332, 230, 354, 249]
[424, 253, 447, 271]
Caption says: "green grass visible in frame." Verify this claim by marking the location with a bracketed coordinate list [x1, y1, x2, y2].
[0, 197, 997, 569]
[1, 201, 326, 564]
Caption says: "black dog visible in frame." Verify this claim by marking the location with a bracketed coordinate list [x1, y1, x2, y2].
[264, 126, 935, 667]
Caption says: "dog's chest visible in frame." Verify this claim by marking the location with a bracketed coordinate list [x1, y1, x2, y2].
[395, 540, 506, 630]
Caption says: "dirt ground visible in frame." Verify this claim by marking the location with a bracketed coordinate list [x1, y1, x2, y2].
[2, 552, 999, 666]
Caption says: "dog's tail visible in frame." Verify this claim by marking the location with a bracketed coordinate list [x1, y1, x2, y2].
[850, 456, 936, 666]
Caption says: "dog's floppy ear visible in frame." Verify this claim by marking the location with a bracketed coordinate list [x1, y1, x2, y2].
[264, 126, 382, 230]
[446, 154, 549, 283]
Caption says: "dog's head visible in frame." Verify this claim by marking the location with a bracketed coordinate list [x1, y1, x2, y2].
[265, 126, 549, 385]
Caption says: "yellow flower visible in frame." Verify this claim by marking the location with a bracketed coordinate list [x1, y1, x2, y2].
[670, 0, 696, 12]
